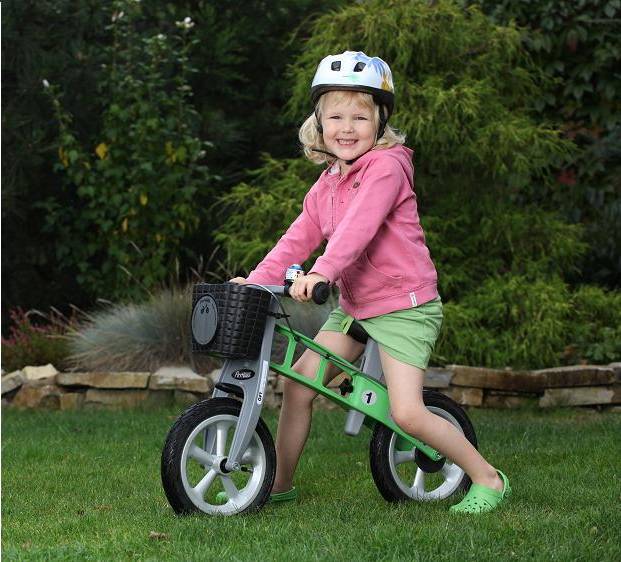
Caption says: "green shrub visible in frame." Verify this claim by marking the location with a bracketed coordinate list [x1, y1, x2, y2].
[435, 275, 572, 368]
[423, 197, 587, 301]
[472, 0, 621, 130]
[40, 1, 212, 301]
[471, 0, 621, 286]
[215, 155, 320, 272]
[1, 309, 74, 372]
[434, 275, 620, 368]
[568, 285, 621, 363]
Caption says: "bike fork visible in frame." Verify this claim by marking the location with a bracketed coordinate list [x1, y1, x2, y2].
[210, 299, 280, 472]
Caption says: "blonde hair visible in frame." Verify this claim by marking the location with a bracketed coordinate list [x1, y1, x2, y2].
[299, 90, 406, 165]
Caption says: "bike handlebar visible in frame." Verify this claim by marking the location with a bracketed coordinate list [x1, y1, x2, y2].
[247, 282, 330, 305]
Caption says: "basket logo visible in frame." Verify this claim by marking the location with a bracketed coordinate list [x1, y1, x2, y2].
[191, 295, 218, 346]
[231, 369, 255, 380]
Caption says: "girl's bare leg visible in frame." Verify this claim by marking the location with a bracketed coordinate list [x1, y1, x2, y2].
[272, 331, 364, 493]
[380, 349, 503, 491]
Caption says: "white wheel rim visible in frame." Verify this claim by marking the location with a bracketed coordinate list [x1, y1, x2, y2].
[388, 406, 467, 501]
[180, 414, 267, 515]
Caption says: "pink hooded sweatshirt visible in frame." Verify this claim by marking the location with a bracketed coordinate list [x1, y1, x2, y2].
[247, 144, 439, 319]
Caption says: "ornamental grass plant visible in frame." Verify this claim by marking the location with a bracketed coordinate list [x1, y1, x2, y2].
[66, 283, 338, 373]
[67, 287, 194, 372]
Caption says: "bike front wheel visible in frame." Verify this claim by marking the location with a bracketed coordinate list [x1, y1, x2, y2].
[161, 397, 276, 515]
[369, 390, 477, 502]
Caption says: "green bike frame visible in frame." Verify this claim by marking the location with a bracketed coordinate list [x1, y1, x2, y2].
[270, 324, 442, 462]
[212, 285, 442, 472]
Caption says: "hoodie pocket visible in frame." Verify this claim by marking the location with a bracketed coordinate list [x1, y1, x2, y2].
[347, 252, 403, 304]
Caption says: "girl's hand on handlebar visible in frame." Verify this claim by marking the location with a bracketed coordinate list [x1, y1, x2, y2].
[290, 273, 328, 302]
[229, 277, 248, 284]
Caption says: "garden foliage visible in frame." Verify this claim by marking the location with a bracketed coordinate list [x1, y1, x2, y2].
[2, 0, 112, 322]
[1, 309, 75, 373]
[215, 0, 620, 368]
[215, 156, 320, 268]
[1, 0, 345, 324]
[40, 1, 212, 300]
[471, 0, 621, 285]
[2, 0, 619, 369]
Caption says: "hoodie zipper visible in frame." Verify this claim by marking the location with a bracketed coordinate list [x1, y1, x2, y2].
[331, 183, 336, 233]
[331, 174, 356, 303]
[331, 173, 349, 233]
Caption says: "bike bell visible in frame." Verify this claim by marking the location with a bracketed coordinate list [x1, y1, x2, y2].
[285, 264, 304, 287]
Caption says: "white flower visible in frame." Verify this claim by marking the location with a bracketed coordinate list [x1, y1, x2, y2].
[157, 33, 166, 40]
[176, 16, 195, 30]
[42, 79, 50, 89]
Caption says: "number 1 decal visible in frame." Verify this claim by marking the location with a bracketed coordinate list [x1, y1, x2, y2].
[361, 390, 377, 406]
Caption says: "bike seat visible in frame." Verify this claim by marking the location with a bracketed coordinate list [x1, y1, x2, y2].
[347, 321, 369, 345]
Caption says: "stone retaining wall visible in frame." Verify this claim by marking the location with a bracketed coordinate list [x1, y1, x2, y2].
[2, 362, 620, 411]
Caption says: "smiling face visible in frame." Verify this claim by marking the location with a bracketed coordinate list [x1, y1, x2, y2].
[319, 91, 378, 172]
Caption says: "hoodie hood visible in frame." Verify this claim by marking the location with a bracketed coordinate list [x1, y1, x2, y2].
[322, 144, 414, 186]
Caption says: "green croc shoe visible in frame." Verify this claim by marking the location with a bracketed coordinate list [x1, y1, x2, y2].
[214, 491, 229, 505]
[268, 487, 298, 503]
[449, 470, 511, 514]
[214, 487, 298, 505]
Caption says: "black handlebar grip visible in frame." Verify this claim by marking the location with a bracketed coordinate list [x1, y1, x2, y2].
[283, 281, 330, 304]
[311, 282, 330, 305]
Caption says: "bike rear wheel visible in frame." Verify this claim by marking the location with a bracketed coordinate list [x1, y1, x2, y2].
[161, 397, 275, 515]
[369, 390, 477, 502]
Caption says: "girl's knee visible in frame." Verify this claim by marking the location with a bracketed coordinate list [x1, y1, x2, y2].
[282, 375, 316, 405]
[391, 404, 429, 435]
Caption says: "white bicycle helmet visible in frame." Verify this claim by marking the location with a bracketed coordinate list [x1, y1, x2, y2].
[310, 51, 395, 140]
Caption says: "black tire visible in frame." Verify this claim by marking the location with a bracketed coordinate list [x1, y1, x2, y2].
[161, 397, 276, 515]
[369, 390, 477, 502]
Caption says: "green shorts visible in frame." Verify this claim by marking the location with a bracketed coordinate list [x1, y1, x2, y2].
[320, 297, 443, 370]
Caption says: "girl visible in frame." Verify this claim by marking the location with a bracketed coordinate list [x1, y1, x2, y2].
[231, 51, 510, 513]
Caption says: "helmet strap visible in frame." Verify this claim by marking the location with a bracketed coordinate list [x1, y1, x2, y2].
[314, 108, 323, 134]
[376, 104, 388, 141]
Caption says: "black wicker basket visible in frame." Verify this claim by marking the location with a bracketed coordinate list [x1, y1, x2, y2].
[191, 283, 272, 359]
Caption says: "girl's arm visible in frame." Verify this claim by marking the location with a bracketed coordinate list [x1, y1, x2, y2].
[246, 187, 324, 285]
[310, 161, 408, 283]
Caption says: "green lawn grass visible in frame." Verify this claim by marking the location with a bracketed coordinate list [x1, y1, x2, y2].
[2, 405, 620, 561]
